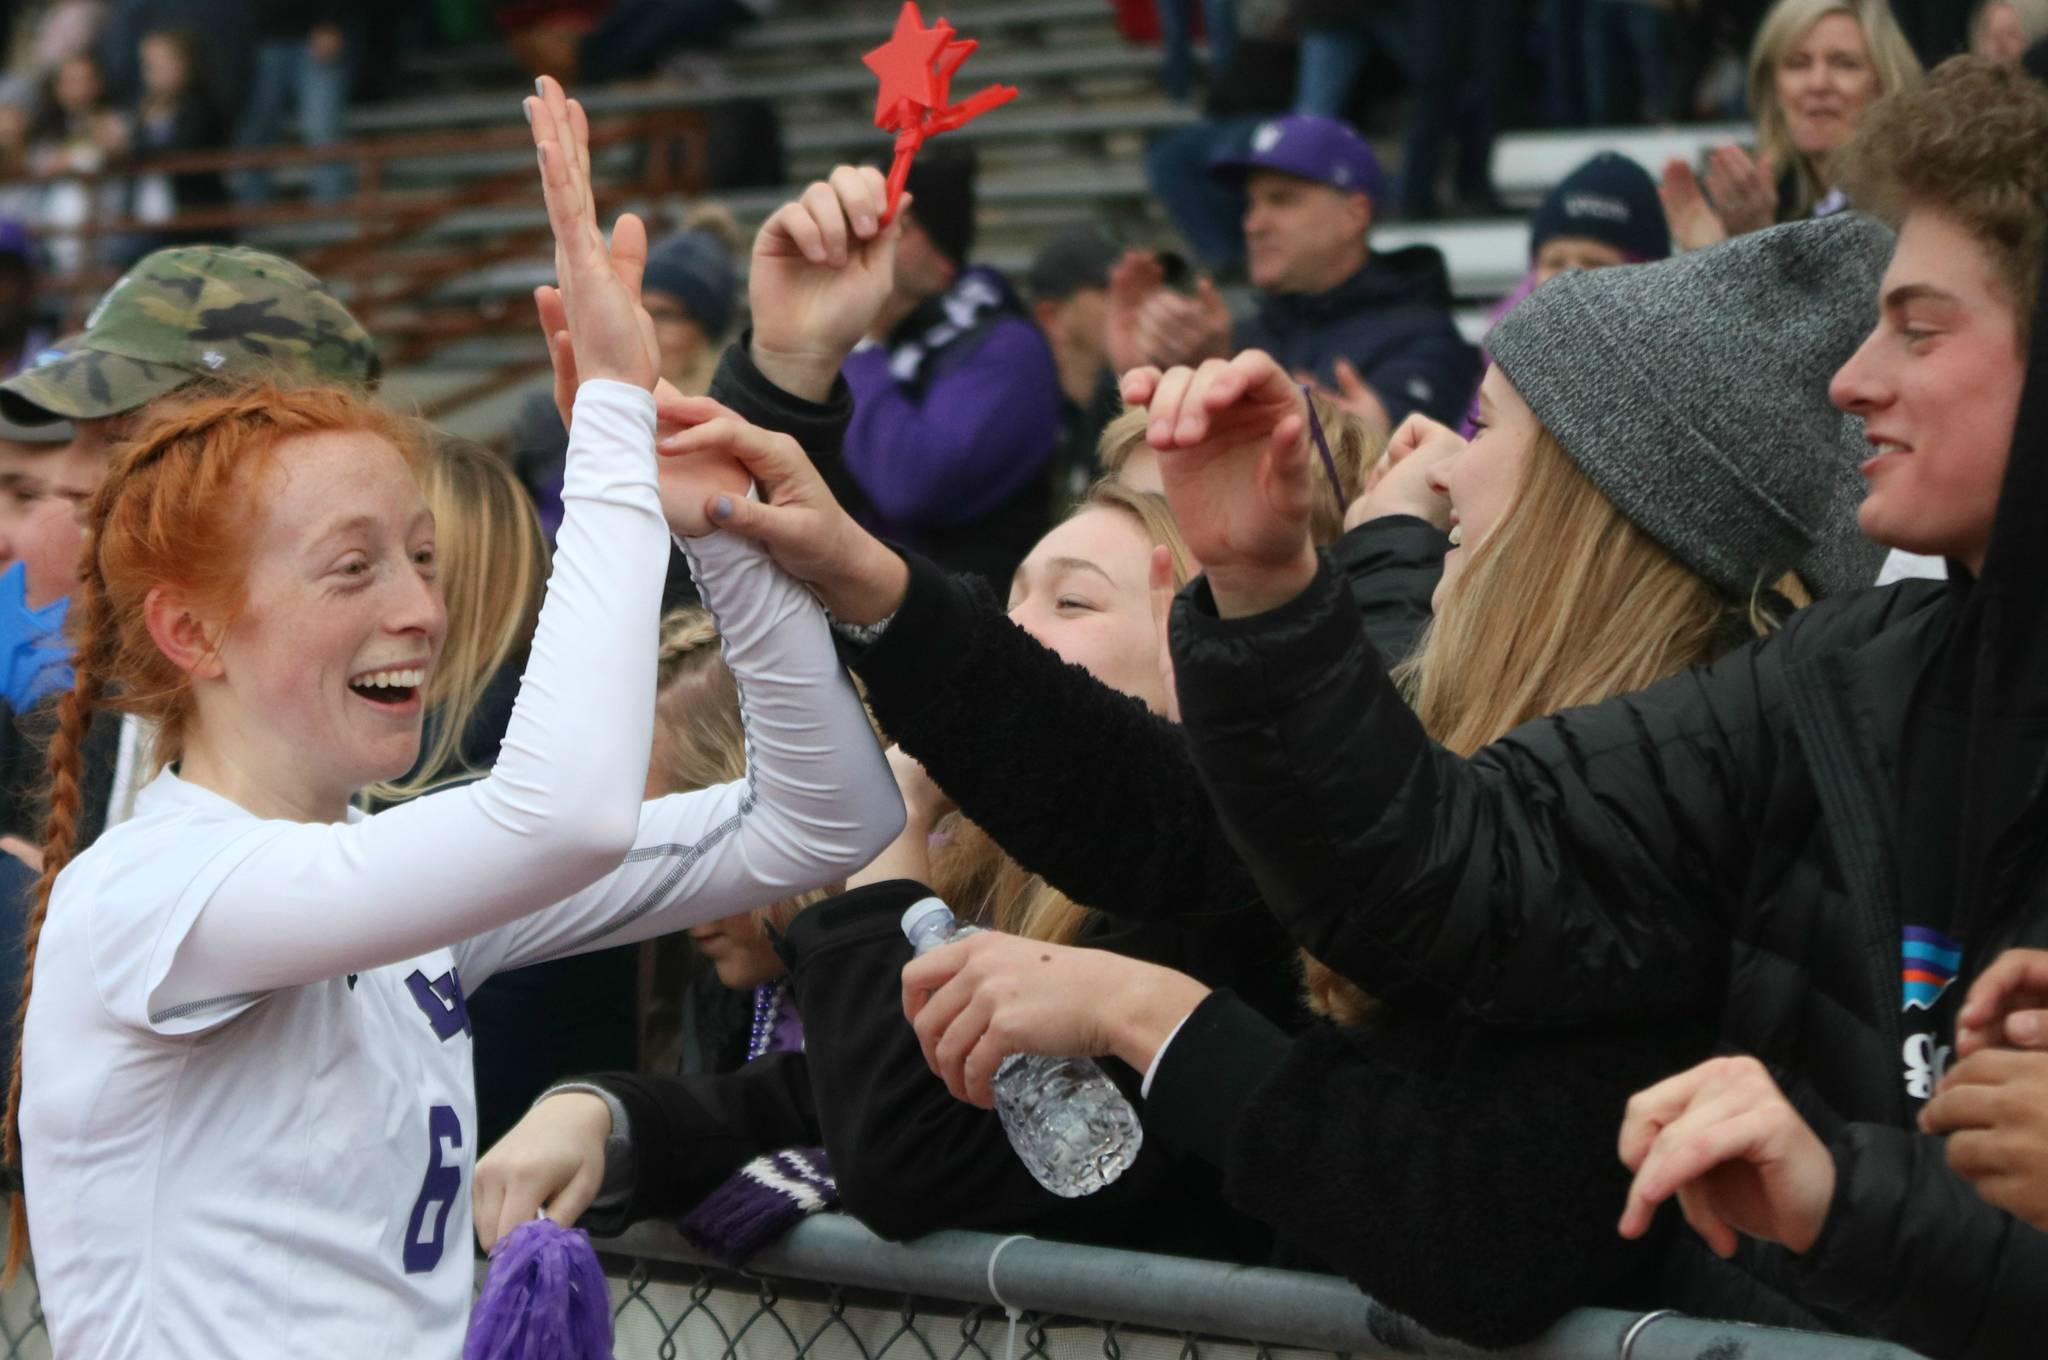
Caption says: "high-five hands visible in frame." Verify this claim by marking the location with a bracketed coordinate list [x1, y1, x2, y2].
[1125, 349, 1318, 619]
[750, 165, 904, 400]
[1617, 1056, 1835, 1258]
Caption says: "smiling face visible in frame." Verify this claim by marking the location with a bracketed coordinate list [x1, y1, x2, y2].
[1829, 208, 2027, 574]
[195, 430, 445, 815]
[1428, 366, 1541, 606]
[1007, 506, 1168, 713]
[1776, 12, 1880, 157]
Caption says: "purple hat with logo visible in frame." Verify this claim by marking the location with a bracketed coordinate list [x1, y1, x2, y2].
[1209, 115, 1385, 201]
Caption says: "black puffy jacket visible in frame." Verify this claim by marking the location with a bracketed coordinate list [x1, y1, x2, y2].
[1168, 277, 2048, 1356]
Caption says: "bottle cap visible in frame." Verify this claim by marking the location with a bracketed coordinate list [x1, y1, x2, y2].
[900, 895, 956, 943]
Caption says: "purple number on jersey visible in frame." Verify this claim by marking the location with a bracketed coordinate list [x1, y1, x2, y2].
[405, 967, 473, 1042]
[404, 1104, 464, 1273]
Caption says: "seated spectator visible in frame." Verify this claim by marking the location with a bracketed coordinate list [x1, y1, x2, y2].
[1109, 115, 1479, 439]
[1024, 223, 1125, 508]
[233, 1, 351, 204]
[1973, 0, 2048, 65]
[124, 28, 229, 251]
[27, 52, 127, 270]
[1660, 0, 1919, 251]
[0, 244, 379, 846]
[477, 482, 1295, 1264]
[829, 146, 1061, 589]
[1464, 151, 1669, 432]
[1072, 58, 2045, 1360]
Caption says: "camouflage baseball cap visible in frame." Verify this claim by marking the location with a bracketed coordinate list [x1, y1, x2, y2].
[0, 245, 379, 424]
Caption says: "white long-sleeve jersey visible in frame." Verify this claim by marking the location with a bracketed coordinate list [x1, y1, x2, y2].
[19, 380, 902, 1359]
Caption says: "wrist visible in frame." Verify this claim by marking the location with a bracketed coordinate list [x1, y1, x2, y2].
[1205, 546, 1319, 620]
[1109, 966, 1211, 1074]
[749, 337, 845, 404]
[816, 531, 909, 626]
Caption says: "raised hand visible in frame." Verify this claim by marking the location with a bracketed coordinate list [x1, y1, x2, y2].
[1124, 349, 1318, 618]
[1955, 948, 2048, 1059]
[472, 1091, 612, 1253]
[658, 401, 909, 618]
[526, 77, 660, 391]
[534, 283, 750, 536]
[1617, 1056, 1835, 1258]
[1702, 145, 1777, 239]
[1347, 412, 1459, 531]
[1134, 280, 1232, 370]
[750, 165, 903, 400]
[1305, 357, 1390, 442]
[1106, 249, 1166, 377]
[1659, 157, 1730, 254]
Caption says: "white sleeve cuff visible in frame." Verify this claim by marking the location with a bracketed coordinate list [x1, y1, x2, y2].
[1140, 1011, 1197, 1100]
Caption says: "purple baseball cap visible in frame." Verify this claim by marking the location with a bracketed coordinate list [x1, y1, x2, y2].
[0, 219, 34, 267]
[1209, 115, 1385, 201]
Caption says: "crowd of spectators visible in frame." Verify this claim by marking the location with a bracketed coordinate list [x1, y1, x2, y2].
[0, 0, 2041, 1357]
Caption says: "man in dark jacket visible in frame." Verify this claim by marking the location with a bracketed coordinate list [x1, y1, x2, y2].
[1137, 58, 2048, 1359]
[830, 145, 1061, 590]
[1109, 114, 1479, 436]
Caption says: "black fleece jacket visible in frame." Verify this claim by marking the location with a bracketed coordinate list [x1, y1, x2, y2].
[1165, 273, 2048, 1355]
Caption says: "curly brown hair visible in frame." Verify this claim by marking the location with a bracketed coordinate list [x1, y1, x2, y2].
[1841, 55, 2048, 344]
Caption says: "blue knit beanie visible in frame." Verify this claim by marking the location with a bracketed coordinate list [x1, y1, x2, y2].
[1527, 153, 1669, 264]
[643, 229, 738, 339]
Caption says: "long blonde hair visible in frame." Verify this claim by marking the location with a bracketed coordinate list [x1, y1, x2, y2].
[1748, 0, 1923, 219]
[1303, 430, 1807, 1025]
[367, 437, 549, 803]
[929, 481, 1193, 948]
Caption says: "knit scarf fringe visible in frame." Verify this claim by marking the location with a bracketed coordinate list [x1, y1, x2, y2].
[679, 1146, 838, 1265]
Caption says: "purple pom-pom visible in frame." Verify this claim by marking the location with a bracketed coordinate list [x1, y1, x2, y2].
[465, 1218, 614, 1360]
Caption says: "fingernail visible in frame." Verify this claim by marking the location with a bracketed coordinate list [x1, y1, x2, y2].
[522, 99, 532, 124]
[2016, 1013, 2040, 1042]
[712, 496, 733, 522]
[536, 78, 546, 95]
[857, 216, 876, 235]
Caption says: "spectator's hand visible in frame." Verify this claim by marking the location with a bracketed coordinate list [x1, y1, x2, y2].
[1134, 280, 1232, 369]
[310, 23, 346, 65]
[1920, 1048, 2048, 1231]
[1303, 358, 1390, 442]
[659, 403, 910, 620]
[1346, 412, 1459, 531]
[526, 78, 660, 392]
[902, 931, 1211, 1107]
[534, 284, 750, 534]
[1702, 145, 1776, 239]
[889, 744, 953, 827]
[1106, 249, 1166, 376]
[1618, 1056, 1835, 1257]
[1659, 158, 1730, 254]
[472, 1091, 612, 1254]
[1955, 948, 2048, 1058]
[750, 165, 902, 401]
[1123, 350, 1318, 619]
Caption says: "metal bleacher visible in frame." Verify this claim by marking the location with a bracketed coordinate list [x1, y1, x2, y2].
[332, 2, 1748, 434]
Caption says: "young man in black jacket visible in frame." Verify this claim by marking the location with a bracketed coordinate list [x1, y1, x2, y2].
[1091, 57, 2048, 1360]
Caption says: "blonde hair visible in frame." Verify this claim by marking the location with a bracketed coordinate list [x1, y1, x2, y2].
[1303, 429, 1808, 1025]
[1748, 0, 1923, 220]
[366, 437, 549, 803]
[638, 608, 824, 1070]
[1097, 391, 1380, 548]
[929, 482, 1193, 949]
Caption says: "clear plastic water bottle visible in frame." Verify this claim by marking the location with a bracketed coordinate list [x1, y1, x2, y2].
[902, 897, 1144, 1198]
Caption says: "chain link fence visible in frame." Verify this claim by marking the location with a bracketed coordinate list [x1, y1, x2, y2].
[0, 1212, 1932, 1360]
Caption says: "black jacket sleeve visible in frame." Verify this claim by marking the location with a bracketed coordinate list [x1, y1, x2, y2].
[1335, 514, 1447, 665]
[707, 335, 857, 457]
[847, 552, 1263, 922]
[1170, 555, 1795, 1023]
[584, 1055, 820, 1227]
[1146, 993, 1702, 1349]
[781, 880, 1273, 1261]
[1785, 1123, 2048, 1359]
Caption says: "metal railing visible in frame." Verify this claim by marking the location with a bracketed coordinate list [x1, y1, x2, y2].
[0, 1212, 1933, 1359]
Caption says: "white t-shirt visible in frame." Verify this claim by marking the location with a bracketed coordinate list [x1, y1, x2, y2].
[18, 381, 900, 1358]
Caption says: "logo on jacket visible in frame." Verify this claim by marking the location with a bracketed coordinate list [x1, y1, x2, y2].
[1902, 926, 1962, 1011]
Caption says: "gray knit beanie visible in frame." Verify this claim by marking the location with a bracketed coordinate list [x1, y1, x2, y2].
[1485, 213, 1894, 599]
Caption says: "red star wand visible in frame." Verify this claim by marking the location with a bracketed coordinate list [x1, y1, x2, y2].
[863, 1, 1018, 223]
